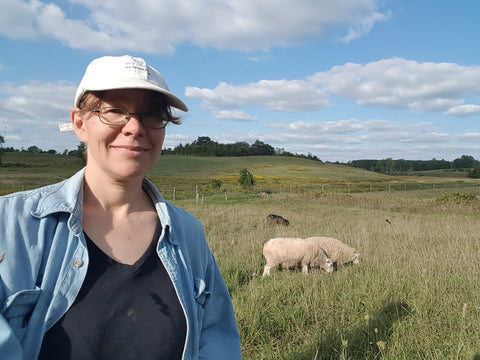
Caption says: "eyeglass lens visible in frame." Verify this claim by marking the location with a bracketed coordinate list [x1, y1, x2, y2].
[93, 108, 167, 128]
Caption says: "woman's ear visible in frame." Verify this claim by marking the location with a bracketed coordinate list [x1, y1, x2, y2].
[71, 108, 88, 142]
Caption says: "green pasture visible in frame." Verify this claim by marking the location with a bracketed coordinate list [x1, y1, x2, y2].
[151, 155, 390, 181]
[0, 152, 84, 193]
[178, 190, 480, 359]
[1, 152, 479, 194]
[1, 153, 480, 358]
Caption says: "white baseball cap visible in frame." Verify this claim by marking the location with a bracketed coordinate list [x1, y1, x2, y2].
[73, 55, 188, 112]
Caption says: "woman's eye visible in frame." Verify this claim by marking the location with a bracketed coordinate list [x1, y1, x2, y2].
[108, 108, 125, 114]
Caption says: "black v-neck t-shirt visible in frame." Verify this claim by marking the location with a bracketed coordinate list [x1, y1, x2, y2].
[39, 221, 187, 360]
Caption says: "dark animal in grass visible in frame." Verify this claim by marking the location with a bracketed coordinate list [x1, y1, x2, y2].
[266, 214, 289, 226]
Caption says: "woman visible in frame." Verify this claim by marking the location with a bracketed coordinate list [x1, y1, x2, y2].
[0, 55, 241, 359]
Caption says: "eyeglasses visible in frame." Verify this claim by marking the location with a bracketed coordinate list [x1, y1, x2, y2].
[90, 107, 169, 129]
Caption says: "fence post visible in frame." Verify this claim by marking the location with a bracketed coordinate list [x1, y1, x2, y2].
[224, 190, 228, 202]
[196, 185, 199, 204]
[173, 187, 176, 201]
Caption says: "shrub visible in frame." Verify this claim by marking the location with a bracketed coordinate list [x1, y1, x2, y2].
[211, 178, 222, 189]
[436, 192, 477, 203]
[238, 168, 255, 188]
[468, 167, 480, 178]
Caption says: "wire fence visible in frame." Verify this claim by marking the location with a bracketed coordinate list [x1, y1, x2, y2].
[157, 180, 480, 203]
[2, 180, 480, 201]
[308, 180, 480, 194]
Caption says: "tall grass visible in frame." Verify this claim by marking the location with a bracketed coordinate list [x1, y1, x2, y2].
[179, 190, 480, 359]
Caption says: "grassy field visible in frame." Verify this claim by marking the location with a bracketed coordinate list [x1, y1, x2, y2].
[177, 189, 480, 359]
[1, 153, 480, 358]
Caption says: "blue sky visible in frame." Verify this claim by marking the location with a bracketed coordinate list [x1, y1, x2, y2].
[0, 0, 479, 162]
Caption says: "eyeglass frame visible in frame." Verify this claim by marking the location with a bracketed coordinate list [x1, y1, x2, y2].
[90, 107, 170, 129]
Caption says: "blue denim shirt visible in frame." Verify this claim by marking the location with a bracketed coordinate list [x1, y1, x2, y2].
[0, 168, 241, 359]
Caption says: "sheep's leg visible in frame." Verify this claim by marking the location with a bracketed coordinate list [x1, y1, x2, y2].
[301, 264, 309, 275]
[262, 264, 271, 277]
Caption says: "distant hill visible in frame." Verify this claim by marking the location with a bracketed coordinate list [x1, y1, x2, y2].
[1, 152, 474, 193]
[150, 155, 390, 182]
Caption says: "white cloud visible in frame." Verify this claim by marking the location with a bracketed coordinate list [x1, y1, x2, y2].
[267, 119, 444, 143]
[185, 79, 332, 112]
[445, 104, 480, 116]
[162, 133, 195, 149]
[0, 0, 42, 39]
[0, 80, 76, 151]
[310, 58, 480, 111]
[0, 81, 74, 118]
[36, 3, 123, 52]
[1, 0, 388, 52]
[458, 132, 480, 140]
[212, 110, 257, 121]
[342, 10, 391, 43]
[186, 58, 480, 117]
[281, 119, 397, 133]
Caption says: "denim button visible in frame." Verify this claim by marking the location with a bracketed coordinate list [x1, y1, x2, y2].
[73, 259, 83, 267]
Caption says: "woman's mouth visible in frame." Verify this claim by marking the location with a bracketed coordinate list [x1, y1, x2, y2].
[113, 145, 149, 155]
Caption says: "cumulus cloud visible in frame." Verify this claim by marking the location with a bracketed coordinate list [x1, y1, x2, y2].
[457, 133, 480, 140]
[162, 133, 194, 150]
[0, 81, 74, 118]
[189, 58, 480, 117]
[268, 119, 443, 143]
[0, 0, 388, 52]
[185, 58, 480, 118]
[0, 0, 42, 39]
[211, 110, 258, 121]
[185, 79, 332, 114]
[0, 80, 76, 150]
[445, 104, 480, 116]
[309, 58, 480, 111]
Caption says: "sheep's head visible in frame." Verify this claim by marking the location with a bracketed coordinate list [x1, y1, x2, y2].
[323, 258, 334, 273]
[353, 251, 360, 264]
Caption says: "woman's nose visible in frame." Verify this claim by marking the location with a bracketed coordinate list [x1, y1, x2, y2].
[122, 114, 145, 135]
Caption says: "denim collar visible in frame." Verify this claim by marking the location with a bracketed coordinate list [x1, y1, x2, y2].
[28, 168, 176, 244]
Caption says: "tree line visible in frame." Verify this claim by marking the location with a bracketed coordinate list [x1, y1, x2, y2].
[0, 143, 86, 159]
[346, 155, 480, 177]
[2, 135, 479, 178]
[162, 136, 321, 160]
[0, 137, 320, 165]
[0, 138, 86, 166]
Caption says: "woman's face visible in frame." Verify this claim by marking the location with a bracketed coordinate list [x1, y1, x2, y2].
[72, 89, 166, 183]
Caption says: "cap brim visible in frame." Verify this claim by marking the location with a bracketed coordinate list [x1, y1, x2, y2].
[75, 79, 188, 112]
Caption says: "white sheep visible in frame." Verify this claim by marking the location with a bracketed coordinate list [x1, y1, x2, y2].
[305, 236, 360, 267]
[262, 237, 334, 276]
